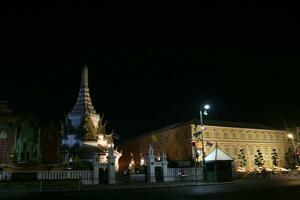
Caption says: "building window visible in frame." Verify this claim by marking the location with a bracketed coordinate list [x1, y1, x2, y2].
[224, 132, 228, 139]
[249, 147, 254, 155]
[264, 148, 269, 155]
[225, 147, 230, 154]
[240, 132, 245, 140]
[232, 132, 236, 139]
[205, 131, 210, 139]
[233, 148, 238, 155]
[214, 132, 220, 139]
[255, 133, 260, 140]
[269, 134, 273, 141]
[248, 133, 252, 140]
[263, 134, 267, 141]
[165, 135, 169, 144]
[278, 147, 282, 155]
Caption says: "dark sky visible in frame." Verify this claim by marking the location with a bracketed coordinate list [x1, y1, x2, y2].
[0, 2, 300, 140]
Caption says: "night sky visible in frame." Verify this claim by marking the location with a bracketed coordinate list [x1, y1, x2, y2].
[1, 2, 300, 140]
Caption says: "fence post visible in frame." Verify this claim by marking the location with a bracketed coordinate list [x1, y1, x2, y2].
[179, 173, 182, 186]
[78, 177, 81, 191]
[40, 179, 43, 192]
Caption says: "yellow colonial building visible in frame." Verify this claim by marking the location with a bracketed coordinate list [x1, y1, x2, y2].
[119, 119, 293, 171]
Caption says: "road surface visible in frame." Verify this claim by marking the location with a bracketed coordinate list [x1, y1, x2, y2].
[2, 177, 300, 200]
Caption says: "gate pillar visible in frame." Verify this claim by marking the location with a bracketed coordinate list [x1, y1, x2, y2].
[107, 146, 116, 184]
[161, 152, 169, 182]
[147, 144, 156, 183]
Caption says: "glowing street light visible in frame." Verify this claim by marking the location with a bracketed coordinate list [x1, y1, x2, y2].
[204, 104, 210, 110]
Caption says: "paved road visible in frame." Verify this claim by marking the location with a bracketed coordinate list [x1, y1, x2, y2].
[2, 177, 300, 200]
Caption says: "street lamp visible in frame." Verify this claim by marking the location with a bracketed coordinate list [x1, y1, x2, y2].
[200, 104, 210, 181]
[193, 104, 210, 182]
[288, 134, 298, 167]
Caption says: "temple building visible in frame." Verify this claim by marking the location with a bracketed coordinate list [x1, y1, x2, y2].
[0, 100, 15, 164]
[0, 101, 60, 167]
[119, 119, 294, 171]
[61, 65, 122, 170]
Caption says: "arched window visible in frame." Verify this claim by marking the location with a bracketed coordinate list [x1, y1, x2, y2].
[263, 134, 267, 141]
[214, 131, 220, 139]
[248, 133, 252, 140]
[240, 132, 245, 140]
[255, 132, 260, 140]
[224, 132, 228, 139]
[232, 131, 236, 139]
[269, 134, 273, 141]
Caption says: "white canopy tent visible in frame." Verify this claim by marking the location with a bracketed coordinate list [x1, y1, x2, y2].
[204, 147, 234, 182]
[204, 148, 233, 162]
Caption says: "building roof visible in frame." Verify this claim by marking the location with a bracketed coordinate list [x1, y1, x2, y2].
[189, 119, 281, 131]
[123, 119, 284, 142]
[204, 147, 233, 161]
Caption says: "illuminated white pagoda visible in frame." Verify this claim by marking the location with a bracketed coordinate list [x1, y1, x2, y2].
[61, 65, 122, 170]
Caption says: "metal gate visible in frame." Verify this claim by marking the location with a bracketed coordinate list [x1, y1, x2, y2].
[99, 168, 108, 184]
[155, 167, 163, 182]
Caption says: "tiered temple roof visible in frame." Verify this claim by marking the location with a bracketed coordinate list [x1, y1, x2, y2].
[69, 66, 97, 116]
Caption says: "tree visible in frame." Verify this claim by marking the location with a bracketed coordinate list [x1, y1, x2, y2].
[271, 149, 279, 167]
[285, 147, 298, 169]
[238, 149, 247, 168]
[254, 149, 265, 168]
[79, 116, 97, 141]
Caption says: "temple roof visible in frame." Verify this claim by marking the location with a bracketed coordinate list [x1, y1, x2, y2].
[69, 66, 97, 116]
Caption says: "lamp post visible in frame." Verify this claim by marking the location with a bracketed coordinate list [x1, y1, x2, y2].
[193, 104, 210, 182]
[200, 104, 209, 181]
[288, 134, 298, 167]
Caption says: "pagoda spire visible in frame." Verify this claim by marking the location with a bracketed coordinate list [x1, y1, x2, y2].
[69, 65, 97, 118]
[81, 65, 89, 87]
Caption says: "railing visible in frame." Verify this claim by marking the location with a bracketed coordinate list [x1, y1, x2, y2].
[37, 170, 92, 181]
[166, 167, 203, 182]
[167, 167, 202, 176]
[0, 172, 12, 181]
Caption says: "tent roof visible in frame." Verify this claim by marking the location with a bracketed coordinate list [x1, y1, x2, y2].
[204, 148, 233, 161]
